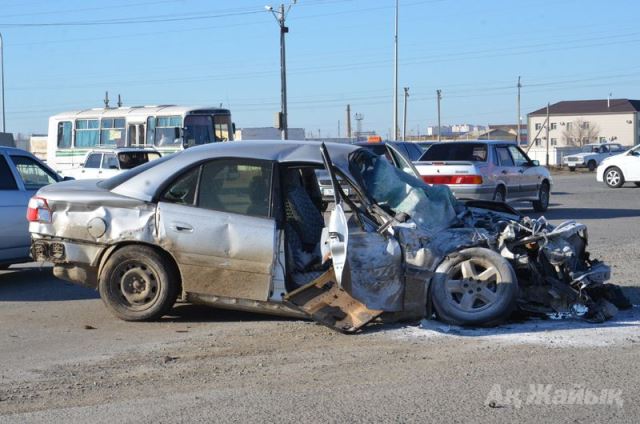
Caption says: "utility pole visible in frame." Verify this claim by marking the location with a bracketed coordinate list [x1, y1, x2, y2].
[516, 76, 521, 145]
[436, 89, 442, 142]
[545, 102, 550, 166]
[346, 104, 352, 140]
[392, 0, 399, 140]
[0, 32, 5, 133]
[266, 2, 295, 140]
[402, 87, 409, 141]
[337, 120, 340, 140]
[355, 113, 363, 141]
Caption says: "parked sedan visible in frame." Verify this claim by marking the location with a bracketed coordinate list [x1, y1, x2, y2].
[562, 143, 626, 172]
[596, 144, 640, 188]
[0, 147, 64, 268]
[29, 141, 626, 331]
[414, 141, 552, 211]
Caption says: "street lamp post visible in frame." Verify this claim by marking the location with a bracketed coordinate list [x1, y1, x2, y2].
[266, 2, 295, 140]
[0, 32, 5, 133]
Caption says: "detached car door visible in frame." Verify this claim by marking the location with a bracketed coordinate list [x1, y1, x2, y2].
[157, 158, 276, 301]
[284, 144, 383, 333]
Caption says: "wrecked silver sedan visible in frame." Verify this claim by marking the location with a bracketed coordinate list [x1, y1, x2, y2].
[28, 141, 629, 332]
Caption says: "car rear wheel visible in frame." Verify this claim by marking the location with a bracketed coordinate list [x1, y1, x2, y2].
[587, 160, 597, 172]
[604, 167, 625, 188]
[431, 248, 518, 327]
[99, 245, 179, 321]
[492, 186, 506, 202]
[634, 182, 640, 188]
[532, 181, 550, 212]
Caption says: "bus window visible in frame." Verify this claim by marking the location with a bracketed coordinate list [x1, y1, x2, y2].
[154, 116, 182, 146]
[75, 119, 99, 148]
[100, 118, 126, 147]
[57, 121, 72, 148]
[184, 115, 214, 146]
[214, 115, 232, 141]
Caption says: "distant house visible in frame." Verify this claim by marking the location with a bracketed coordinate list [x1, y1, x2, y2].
[526, 99, 640, 165]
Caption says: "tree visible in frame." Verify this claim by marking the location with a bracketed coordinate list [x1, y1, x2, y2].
[562, 119, 600, 146]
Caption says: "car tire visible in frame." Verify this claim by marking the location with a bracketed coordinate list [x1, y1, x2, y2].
[568, 167, 576, 172]
[604, 167, 625, 188]
[634, 182, 640, 188]
[492, 186, 506, 202]
[587, 160, 597, 172]
[532, 181, 550, 212]
[431, 248, 518, 327]
[99, 245, 179, 321]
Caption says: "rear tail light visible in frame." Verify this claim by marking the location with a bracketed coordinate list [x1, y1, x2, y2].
[421, 175, 483, 185]
[27, 196, 52, 223]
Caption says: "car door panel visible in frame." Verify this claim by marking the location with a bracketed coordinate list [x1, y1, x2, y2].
[509, 146, 539, 198]
[157, 202, 276, 301]
[617, 152, 640, 180]
[494, 146, 518, 198]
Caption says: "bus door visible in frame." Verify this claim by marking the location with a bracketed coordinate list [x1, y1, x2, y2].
[127, 123, 146, 146]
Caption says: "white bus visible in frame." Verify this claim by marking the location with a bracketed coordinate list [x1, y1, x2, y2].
[47, 105, 233, 172]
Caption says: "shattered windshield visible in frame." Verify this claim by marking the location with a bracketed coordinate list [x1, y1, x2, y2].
[349, 149, 460, 232]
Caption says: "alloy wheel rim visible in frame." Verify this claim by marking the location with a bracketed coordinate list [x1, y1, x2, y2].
[445, 258, 501, 312]
[606, 171, 620, 186]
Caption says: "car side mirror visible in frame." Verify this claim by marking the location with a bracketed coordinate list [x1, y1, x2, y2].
[530, 160, 540, 166]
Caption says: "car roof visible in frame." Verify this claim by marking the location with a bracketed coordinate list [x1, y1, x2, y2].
[0, 146, 35, 155]
[110, 140, 361, 201]
[434, 140, 516, 145]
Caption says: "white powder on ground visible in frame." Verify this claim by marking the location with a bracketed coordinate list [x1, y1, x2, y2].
[385, 306, 640, 348]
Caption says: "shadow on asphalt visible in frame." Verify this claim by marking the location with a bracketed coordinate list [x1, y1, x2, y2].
[162, 303, 298, 324]
[0, 267, 99, 301]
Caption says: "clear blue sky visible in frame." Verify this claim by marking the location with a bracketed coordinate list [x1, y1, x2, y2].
[2, 0, 640, 138]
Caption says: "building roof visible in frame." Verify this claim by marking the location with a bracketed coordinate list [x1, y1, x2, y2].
[529, 99, 640, 116]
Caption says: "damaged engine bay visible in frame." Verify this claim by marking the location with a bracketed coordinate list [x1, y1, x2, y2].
[337, 147, 632, 329]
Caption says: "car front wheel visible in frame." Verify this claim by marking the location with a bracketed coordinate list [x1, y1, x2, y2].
[99, 245, 179, 321]
[431, 248, 518, 327]
[587, 160, 597, 172]
[604, 167, 625, 188]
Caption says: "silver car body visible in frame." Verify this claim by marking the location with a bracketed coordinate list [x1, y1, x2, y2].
[0, 147, 62, 267]
[29, 140, 620, 330]
[414, 140, 552, 203]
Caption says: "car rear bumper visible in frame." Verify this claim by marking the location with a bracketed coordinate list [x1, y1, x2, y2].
[447, 184, 495, 201]
[31, 236, 103, 287]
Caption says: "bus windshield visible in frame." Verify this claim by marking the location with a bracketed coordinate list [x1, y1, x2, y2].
[184, 115, 215, 146]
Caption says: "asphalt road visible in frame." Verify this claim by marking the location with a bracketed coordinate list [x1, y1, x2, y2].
[1, 172, 639, 423]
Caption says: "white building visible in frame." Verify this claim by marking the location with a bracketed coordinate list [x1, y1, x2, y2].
[526, 99, 640, 165]
[234, 127, 305, 141]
